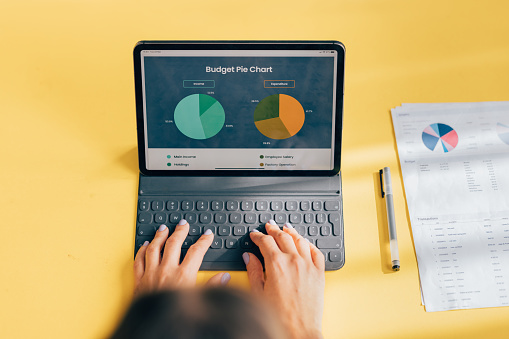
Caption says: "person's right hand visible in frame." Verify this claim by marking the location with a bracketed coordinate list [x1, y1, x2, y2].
[243, 220, 325, 339]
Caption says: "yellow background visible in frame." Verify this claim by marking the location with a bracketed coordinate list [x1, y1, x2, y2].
[1, 1, 509, 338]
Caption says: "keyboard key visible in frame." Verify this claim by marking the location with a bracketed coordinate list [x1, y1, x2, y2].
[199, 213, 212, 224]
[312, 201, 323, 211]
[225, 238, 239, 249]
[185, 213, 197, 224]
[203, 225, 216, 235]
[324, 200, 340, 211]
[181, 201, 193, 211]
[226, 201, 239, 211]
[138, 212, 152, 224]
[229, 213, 242, 224]
[203, 248, 242, 262]
[211, 201, 224, 211]
[286, 201, 298, 211]
[233, 226, 247, 236]
[138, 200, 149, 211]
[211, 239, 223, 249]
[309, 226, 318, 236]
[196, 201, 208, 211]
[329, 213, 342, 236]
[295, 225, 306, 236]
[290, 213, 302, 224]
[151, 200, 164, 211]
[138, 225, 156, 236]
[154, 212, 167, 223]
[316, 213, 326, 224]
[259, 213, 272, 224]
[244, 213, 257, 224]
[300, 201, 311, 211]
[316, 238, 342, 249]
[271, 201, 283, 211]
[214, 212, 227, 224]
[240, 237, 254, 249]
[169, 213, 181, 223]
[182, 237, 194, 248]
[166, 200, 179, 211]
[275, 213, 287, 224]
[248, 226, 259, 233]
[189, 225, 201, 236]
[256, 201, 268, 211]
[321, 225, 331, 236]
[219, 226, 231, 236]
[329, 251, 343, 262]
[321, 250, 328, 261]
[304, 213, 313, 224]
[241, 201, 254, 211]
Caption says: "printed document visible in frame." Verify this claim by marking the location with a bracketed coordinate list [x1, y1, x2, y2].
[391, 102, 509, 312]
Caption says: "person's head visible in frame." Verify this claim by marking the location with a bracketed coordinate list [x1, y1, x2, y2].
[109, 287, 286, 339]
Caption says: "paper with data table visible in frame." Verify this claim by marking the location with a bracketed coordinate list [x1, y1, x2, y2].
[391, 102, 509, 312]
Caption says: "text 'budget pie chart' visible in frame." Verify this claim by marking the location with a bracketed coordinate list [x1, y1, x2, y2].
[497, 122, 509, 145]
[254, 94, 305, 139]
[422, 123, 458, 152]
[174, 94, 225, 140]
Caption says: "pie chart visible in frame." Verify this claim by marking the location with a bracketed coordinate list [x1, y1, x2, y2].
[422, 123, 458, 152]
[254, 94, 305, 139]
[174, 94, 225, 140]
[497, 122, 509, 145]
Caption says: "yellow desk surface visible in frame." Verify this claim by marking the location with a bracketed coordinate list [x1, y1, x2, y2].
[1, 1, 509, 338]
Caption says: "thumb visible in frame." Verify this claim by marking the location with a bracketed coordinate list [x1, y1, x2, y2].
[243, 252, 264, 294]
[206, 272, 231, 286]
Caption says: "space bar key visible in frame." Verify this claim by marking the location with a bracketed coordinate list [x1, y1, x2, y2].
[203, 249, 243, 262]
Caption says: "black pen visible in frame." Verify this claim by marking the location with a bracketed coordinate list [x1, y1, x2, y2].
[379, 167, 400, 271]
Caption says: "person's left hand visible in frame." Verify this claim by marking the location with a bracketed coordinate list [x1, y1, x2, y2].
[133, 219, 230, 295]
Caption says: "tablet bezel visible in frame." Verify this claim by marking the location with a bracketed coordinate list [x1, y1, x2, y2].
[133, 40, 345, 176]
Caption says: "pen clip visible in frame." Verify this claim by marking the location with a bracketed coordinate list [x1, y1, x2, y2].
[379, 169, 385, 198]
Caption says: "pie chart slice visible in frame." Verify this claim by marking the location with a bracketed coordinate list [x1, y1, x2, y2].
[497, 122, 509, 145]
[422, 123, 458, 152]
[174, 94, 225, 140]
[254, 94, 305, 139]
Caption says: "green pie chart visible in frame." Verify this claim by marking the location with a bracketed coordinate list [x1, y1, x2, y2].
[174, 94, 225, 140]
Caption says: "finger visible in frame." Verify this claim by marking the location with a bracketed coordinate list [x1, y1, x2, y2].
[265, 220, 299, 255]
[309, 241, 326, 271]
[134, 241, 149, 283]
[180, 229, 214, 272]
[249, 229, 280, 260]
[145, 224, 169, 271]
[243, 252, 264, 294]
[160, 219, 190, 268]
[206, 272, 231, 286]
[282, 223, 311, 260]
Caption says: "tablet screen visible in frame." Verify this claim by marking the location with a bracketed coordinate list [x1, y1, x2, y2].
[135, 44, 343, 175]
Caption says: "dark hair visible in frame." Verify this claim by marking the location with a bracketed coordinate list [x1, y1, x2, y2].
[109, 287, 285, 339]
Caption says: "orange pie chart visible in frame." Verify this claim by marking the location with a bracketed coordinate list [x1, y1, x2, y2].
[253, 94, 305, 139]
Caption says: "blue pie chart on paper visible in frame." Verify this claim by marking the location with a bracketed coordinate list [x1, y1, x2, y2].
[497, 122, 509, 145]
[422, 123, 458, 152]
[174, 94, 225, 140]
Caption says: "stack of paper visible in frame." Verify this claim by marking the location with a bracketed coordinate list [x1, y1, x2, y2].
[391, 102, 509, 312]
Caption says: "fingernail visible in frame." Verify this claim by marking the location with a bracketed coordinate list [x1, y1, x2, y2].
[204, 229, 213, 235]
[269, 219, 277, 226]
[242, 252, 250, 265]
[284, 222, 293, 229]
[143, 241, 149, 246]
[178, 219, 187, 226]
[221, 272, 231, 285]
[158, 224, 167, 232]
[251, 229, 260, 233]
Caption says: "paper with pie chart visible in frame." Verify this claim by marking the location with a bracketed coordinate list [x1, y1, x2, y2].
[174, 94, 225, 140]
[254, 94, 305, 139]
[422, 123, 458, 152]
[392, 102, 509, 312]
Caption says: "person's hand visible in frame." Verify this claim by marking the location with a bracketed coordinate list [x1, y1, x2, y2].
[133, 219, 230, 295]
[244, 220, 325, 339]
